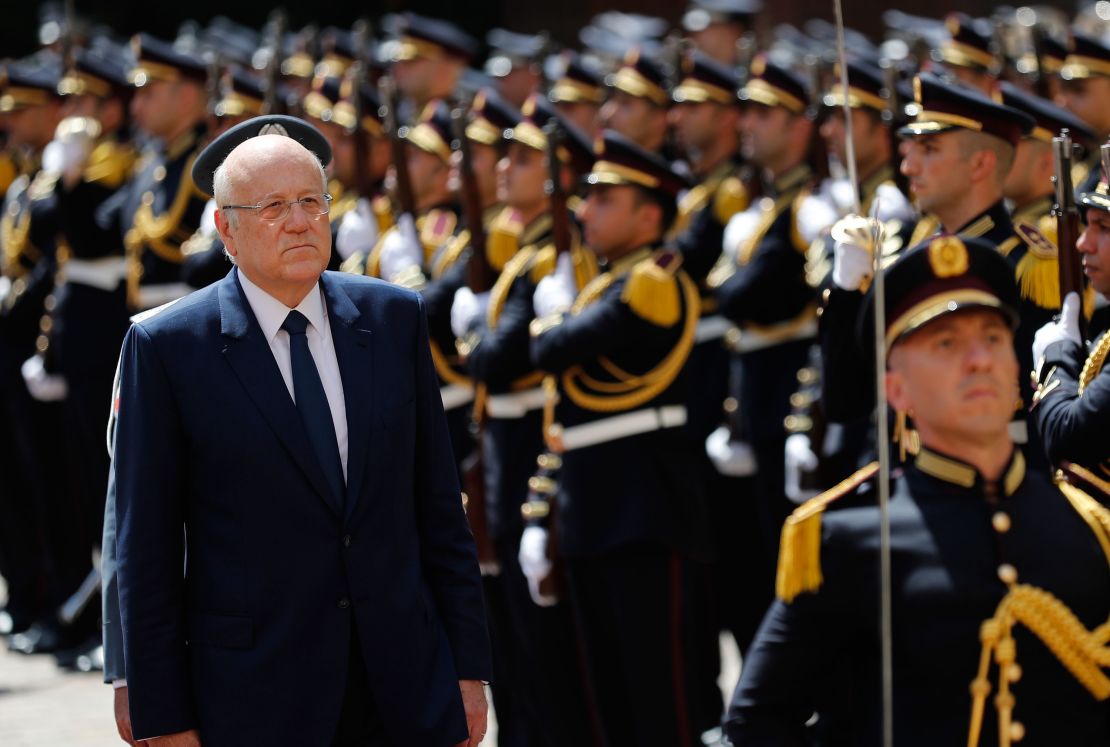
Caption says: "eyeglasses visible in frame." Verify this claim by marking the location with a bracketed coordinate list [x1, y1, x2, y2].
[221, 193, 332, 222]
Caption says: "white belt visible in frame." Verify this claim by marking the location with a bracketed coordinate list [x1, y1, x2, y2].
[1009, 419, 1028, 444]
[440, 383, 474, 411]
[695, 314, 734, 344]
[560, 405, 686, 452]
[137, 282, 194, 310]
[734, 317, 818, 354]
[62, 258, 127, 291]
[486, 387, 547, 419]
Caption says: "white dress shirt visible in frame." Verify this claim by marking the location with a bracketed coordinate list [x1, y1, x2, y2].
[237, 270, 349, 479]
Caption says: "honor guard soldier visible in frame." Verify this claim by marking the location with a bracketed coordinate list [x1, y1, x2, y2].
[211, 66, 268, 135]
[302, 74, 359, 227]
[681, 0, 762, 68]
[709, 55, 830, 564]
[332, 78, 395, 273]
[451, 94, 599, 747]
[388, 13, 479, 120]
[0, 61, 66, 648]
[932, 12, 1002, 96]
[998, 82, 1096, 233]
[792, 59, 916, 495]
[726, 235, 1110, 746]
[1056, 32, 1110, 191]
[825, 74, 1057, 468]
[1033, 163, 1110, 493]
[529, 131, 711, 747]
[91, 34, 209, 312]
[599, 48, 671, 155]
[484, 29, 546, 109]
[547, 52, 606, 138]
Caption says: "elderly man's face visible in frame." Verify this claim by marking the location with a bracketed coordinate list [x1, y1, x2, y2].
[886, 308, 1019, 449]
[216, 137, 331, 305]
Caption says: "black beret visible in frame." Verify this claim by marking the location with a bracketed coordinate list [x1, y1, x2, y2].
[192, 115, 332, 198]
[673, 51, 740, 106]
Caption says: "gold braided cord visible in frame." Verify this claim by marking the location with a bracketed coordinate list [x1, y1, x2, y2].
[487, 246, 536, 330]
[1056, 479, 1110, 568]
[1079, 330, 1110, 396]
[561, 271, 699, 412]
[1, 206, 31, 276]
[429, 339, 472, 388]
[967, 584, 1110, 747]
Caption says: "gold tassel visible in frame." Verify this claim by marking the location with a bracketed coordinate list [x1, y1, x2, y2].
[1014, 245, 1061, 310]
[620, 260, 680, 327]
[775, 509, 825, 603]
[893, 411, 921, 460]
[529, 245, 556, 284]
[713, 176, 750, 225]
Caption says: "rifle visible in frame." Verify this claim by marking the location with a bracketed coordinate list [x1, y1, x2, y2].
[260, 10, 287, 115]
[347, 19, 374, 200]
[1029, 24, 1052, 100]
[804, 55, 831, 181]
[451, 106, 494, 293]
[1052, 130, 1088, 341]
[544, 119, 572, 256]
[378, 73, 416, 218]
[881, 60, 911, 198]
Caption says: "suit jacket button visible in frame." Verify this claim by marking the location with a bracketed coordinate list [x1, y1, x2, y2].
[338, 598, 350, 609]
[343, 534, 352, 547]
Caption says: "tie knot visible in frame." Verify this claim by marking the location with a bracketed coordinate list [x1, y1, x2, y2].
[281, 310, 311, 337]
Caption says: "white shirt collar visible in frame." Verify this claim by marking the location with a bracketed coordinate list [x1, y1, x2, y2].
[237, 269, 328, 342]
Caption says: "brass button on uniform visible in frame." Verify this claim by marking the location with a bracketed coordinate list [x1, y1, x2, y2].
[152, 165, 167, 182]
[998, 564, 1018, 585]
[991, 511, 1011, 533]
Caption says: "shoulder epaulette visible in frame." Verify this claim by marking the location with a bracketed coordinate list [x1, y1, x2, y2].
[1013, 222, 1060, 309]
[420, 208, 457, 251]
[620, 250, 683, 327]
[776, 461, 880, 603]
[1037, 213, 1058, 247]
[487, 207, 524, 271]
[714, 176, 750, 226]
[1055, 469, 1110, 566]
[84, 140, 136, 188]
[529, 244, 557, 284]
[0, 151, 16, 196]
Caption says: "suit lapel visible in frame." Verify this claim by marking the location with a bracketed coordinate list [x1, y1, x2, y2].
[321, 273, 374, 518]
[219, 269, 341, 516]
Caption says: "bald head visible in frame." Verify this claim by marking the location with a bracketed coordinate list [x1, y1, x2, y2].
[214, 135, 328, 210]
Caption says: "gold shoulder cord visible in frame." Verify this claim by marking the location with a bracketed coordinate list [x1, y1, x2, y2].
[125, 155, 202, 306]
[967, 480, 1110, 747]
[561, 271, 700, 413]
[967, 585, 1110, 747]
[1079, 331, 1110, 396]
[486, 245, 536, 331]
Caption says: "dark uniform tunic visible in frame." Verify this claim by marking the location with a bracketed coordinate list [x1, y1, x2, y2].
[726, 447, 1110, 746]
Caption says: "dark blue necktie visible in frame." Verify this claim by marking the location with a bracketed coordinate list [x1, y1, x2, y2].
[282, 310, 345, 512]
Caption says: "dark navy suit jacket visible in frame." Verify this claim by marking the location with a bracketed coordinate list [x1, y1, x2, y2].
[114, 268, 491, 745]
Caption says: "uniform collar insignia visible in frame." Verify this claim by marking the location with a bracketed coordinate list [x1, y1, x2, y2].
[915, 446, 1025, 497]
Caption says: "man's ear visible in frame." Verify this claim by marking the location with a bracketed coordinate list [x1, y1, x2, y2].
[885, 364, 911, 414]
[968, 148, 997, 184]
[214, 209, 237, 258]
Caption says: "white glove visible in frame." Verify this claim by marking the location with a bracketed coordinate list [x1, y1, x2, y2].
[518, 526, 557, 607]
[0, 276, 11, 306]
[378, 213, 424, 283]
[1032, 291, 1082, 365]
[831, 215, 882, 292]
[42, 138, 90, 183]
[705, 425, 758, 477]
[721, 201, 765, 262]
[21, 354, 67, 402]
[532, 252, 577, 318]
[335, 198, 380, 260]
[784, 433, 820, 504]
[451, 287, 490, 339]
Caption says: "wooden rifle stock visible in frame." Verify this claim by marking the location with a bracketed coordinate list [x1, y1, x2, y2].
[349, 19, 373, 200]
[881, 61, 911, 198]
[544, 120, 572, 256]
[805, 56, 831, 181]
[261, 10, 286, 114]
[378, 75, 416, 217]
[451, 106, 495, 293]
[1052, 130, 1087, 340]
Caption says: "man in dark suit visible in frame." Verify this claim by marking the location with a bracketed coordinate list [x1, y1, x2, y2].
[112, 115, 491, 746]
